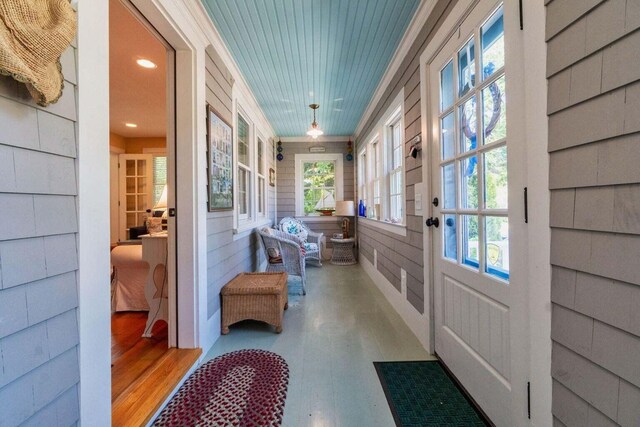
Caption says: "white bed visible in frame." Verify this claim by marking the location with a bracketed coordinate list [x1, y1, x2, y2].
[111, 244, 150, 311]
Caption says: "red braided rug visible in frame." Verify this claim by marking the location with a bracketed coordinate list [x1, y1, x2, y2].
[153, 349, 289, 426]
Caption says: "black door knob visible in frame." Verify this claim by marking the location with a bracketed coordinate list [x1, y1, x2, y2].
[426, 217, 440, 228]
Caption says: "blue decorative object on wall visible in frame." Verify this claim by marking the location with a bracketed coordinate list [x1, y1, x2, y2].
[277, 138, 283, 161]
[201, 0, 420, 137]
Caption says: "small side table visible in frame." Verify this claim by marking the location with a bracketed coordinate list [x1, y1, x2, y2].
[141, 233, 168, 338]
[330, 238, 357, 265]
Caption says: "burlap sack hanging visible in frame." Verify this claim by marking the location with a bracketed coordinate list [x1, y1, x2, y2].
[0, 0, 77, 107]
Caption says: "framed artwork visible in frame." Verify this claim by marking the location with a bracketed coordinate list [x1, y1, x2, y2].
[207, 104, 234, 211]
[269, 168, 276, 187]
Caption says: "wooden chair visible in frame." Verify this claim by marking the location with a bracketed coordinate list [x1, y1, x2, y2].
[278, 217, 323, 266]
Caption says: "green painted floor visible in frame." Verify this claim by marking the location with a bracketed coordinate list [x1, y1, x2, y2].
[204, 263, 435, 427]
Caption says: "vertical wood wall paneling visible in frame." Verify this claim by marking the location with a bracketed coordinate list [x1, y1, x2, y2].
[205, 47, 276, 319]
[0, 45, 80, 425]
[547, 0, 640, 425]
[354, 0, 455, 313]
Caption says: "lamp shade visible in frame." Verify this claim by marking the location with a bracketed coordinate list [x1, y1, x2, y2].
[335, 201, 355, 216]
[154, 184, 168, 210]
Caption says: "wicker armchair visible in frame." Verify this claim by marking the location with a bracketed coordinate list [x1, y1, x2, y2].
[257, 228, 307, 295]
[278, 217, 323, 266]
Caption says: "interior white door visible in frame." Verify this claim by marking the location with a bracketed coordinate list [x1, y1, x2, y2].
[427, 2, 521, 424]
[118, 154, 153, 241]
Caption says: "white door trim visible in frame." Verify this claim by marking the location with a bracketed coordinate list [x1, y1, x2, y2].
[77, 0, 207, 424]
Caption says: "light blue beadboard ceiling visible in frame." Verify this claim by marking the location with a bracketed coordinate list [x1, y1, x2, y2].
[202, 0, 420, 137]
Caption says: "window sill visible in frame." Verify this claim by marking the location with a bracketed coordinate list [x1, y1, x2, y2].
[358, 217, 407, 236]
[295, 216, 341, 223]
[233, 218, 272, 240]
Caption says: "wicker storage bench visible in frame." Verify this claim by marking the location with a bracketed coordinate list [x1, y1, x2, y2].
[221, 272, 288, 334]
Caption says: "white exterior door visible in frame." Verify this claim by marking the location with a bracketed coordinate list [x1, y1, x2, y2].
[425, 1, 528, 424]
[118, 154, 153, 241]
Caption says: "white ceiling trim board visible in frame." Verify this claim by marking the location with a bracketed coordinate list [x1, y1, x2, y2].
[185, 0, 277, 139]
[279, 136, 353, 143]
[354, 0, 437, 138]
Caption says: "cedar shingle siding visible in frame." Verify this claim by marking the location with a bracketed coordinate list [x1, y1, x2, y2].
[547, 0, 640, 425]
[0, 45, 80, 425]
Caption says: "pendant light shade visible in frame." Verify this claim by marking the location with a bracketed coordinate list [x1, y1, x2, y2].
[306, 103, 324, 139]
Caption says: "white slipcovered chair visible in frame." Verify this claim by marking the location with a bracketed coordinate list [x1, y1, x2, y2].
[278, 217, 323, 266]
[257, 227, 307, 295]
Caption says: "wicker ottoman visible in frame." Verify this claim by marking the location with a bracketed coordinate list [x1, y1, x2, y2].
[221, 272, 288, 334]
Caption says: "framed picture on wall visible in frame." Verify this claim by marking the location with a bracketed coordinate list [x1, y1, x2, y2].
[207, 104, 233, 211]
[269, 168, 276, 187]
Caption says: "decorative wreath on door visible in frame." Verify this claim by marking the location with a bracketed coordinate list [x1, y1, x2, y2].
[461, 63, 502, 176]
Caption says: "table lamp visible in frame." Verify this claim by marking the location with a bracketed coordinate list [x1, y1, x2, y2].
[335, 201, 355, 238]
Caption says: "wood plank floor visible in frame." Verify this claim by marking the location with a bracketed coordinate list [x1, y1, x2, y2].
[112, 312, 201, 425]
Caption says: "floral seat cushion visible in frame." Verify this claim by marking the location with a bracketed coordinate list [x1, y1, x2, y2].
[281, 219, 308, 242]
[303, 242, 318, 253]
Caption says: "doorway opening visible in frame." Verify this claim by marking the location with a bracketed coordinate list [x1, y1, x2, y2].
[107, 0, 199, 423]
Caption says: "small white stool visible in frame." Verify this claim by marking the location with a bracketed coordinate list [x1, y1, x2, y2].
[330, 238, 357, 265]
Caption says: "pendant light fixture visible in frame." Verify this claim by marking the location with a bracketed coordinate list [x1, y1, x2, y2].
[306, 103, 324, 139]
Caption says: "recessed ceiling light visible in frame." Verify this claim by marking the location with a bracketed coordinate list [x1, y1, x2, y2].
[125, 123, 137, 128]
[136, 58, 157, 69]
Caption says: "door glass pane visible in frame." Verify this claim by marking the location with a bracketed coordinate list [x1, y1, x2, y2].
[126, 195, 135, 211]
[137, 160, 146, 173]
[441, 113, 455, 160]
[482, 75, 506, 144]
[442, 163, 455, 209]
[484, 146, 508, 209]
[126, 177, 135, 193]
[138, 177, 147, 193]
[443, 214, 457, 261]
[137, 195, 146, 211]
[459, 95, 477, 152]
[458, 38, 475, 97]
[462, 215, 479, 269]
[481, 6, 505, 80]
[485, 216, 509, 280]
[126, 160, 135, 176]
[441, 60, 454, 111]
[126, 213, 137, 229]
[461, 156, 478, 209]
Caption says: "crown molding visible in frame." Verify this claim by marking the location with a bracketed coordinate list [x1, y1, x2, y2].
[354, 0, 437, 138]
[185, 0, 277, 139]
[278, 136, 353, 143]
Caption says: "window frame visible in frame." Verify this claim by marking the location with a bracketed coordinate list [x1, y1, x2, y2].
[436, 3, 509, 282]
[236, 109, 252, 223]
[256, 134, 267, 218]
[294, 153, 344, 217]
[356, 89, 406, 232]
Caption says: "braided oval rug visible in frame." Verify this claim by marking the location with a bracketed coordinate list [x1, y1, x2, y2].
[153, 349, 289, 426]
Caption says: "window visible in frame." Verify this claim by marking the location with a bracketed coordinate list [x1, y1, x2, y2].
[237, 112, 252, 221]
[438, 5, 508, 281]
[294, 153, 344, 216]
[372, 138, 382, 219]
[356, 90, 405, 228]
[257, 136, 266, 216]
[388, 119, 403, 222]
[358, 149, 367, 211]
[152, 156, 167, 206]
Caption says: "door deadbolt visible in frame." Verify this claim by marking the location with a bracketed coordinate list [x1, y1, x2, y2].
[426, 217, 439, 228]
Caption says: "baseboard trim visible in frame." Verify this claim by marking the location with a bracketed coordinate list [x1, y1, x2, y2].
[360, 254, 431, 351]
